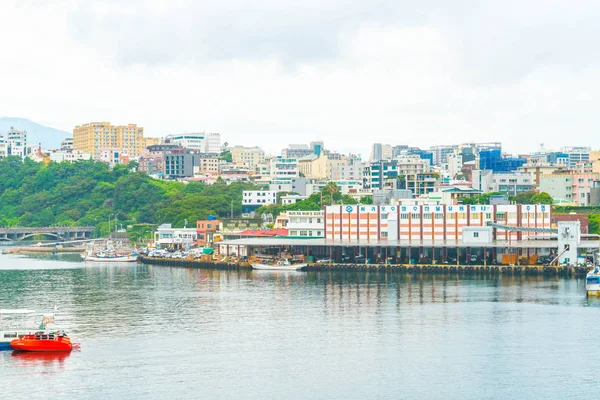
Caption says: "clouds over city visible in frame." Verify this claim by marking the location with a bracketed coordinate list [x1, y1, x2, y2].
[1, 0, 600, 155]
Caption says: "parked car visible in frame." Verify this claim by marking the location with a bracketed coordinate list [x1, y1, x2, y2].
[316, 258, 331, 263]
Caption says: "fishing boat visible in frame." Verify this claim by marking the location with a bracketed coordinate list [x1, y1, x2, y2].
[82, 251, 138, 262]
[586, 266, 600, 296]
[252, 259, 306, 271]
[10, 331, 72, 352]
[0, 309, 49, 350]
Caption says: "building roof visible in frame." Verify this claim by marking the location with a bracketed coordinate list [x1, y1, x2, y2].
[237, 229, 289, 237]
[218, 237, 600, 249]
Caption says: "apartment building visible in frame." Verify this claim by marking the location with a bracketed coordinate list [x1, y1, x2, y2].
[73, 122, 145, 159]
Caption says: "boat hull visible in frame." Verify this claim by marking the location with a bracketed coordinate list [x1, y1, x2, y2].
[10, 336, 72, 352]
[252, 263, 306, 271]
[586, 283, 600, 296]
[84, 255, 138, 262]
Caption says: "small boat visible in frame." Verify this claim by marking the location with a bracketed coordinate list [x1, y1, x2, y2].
[0, 309, 49, 350]
[252, 259, 306, 271]
[586, 266, 600, 296]
[83, 252, 138, 262]
[10, 331, 72, 352]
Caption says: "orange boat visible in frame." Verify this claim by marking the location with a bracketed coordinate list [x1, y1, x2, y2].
[10, 331, 72, 352]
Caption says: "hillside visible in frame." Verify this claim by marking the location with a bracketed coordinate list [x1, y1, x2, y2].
[0, 117, 71, 149]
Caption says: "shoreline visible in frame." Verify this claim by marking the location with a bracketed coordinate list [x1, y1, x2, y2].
[138, 255, 588, 277]
[3, 247, 85, 254]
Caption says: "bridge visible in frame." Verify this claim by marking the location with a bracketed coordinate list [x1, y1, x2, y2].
[0, 226, 94, 241]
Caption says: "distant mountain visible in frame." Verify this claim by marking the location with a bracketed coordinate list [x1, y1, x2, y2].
[0, 117, 71, 150]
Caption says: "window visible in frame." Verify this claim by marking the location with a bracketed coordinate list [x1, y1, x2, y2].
[474, 232, 479, 238]
[411, 213, 420, 219]
[300, 231, 307, 236]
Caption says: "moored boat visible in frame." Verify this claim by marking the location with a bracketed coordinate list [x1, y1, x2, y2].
[586, 266, 600, 296]
[10, 331, 72, 352]
[0, 309, 49, 350]
[83, 252, 138, 262]
[252, 259, 306, 271]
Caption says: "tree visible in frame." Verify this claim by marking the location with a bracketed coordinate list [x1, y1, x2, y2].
[513, 190, 537, 204]
[219, 151, 232, 162]
[531, 192, 553, 204]
[359, 196, 373, 204]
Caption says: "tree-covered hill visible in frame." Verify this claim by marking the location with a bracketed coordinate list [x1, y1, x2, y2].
[0, 157, 256, 234]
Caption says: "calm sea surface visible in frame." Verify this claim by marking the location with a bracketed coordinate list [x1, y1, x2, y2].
[0, 252, 597, 399]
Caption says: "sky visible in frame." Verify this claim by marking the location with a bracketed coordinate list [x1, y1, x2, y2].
[1, 0, 599, 158]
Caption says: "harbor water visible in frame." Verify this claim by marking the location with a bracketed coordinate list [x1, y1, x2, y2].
[0, 252, 598, 399]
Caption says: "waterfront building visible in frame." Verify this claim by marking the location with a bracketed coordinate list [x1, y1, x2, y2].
[73, 122, 145, 159]
[154, 224, 198, 249]
[324, 204, 551, 242]
[242, 191, 277, 215]
[287, 211, 325, 238]
[196, 218, 220, 246]
[230, 146, 266, 167]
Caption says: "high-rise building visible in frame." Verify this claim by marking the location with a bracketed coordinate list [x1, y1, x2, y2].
[370, 143, 393, 162]
[0, 134, 7, 159]
[73, 122, 145, 159]
[7, 128, 27, 158]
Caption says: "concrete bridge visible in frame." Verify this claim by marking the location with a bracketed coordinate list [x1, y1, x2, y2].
[0, 226, 94, 241]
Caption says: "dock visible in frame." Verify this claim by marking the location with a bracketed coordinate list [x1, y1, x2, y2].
[138, 255, 588, 277]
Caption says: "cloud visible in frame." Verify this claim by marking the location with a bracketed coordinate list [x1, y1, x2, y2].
[1, 0, 600, 159]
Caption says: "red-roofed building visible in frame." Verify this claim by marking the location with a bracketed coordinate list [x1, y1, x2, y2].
[238, 229, 288, 237]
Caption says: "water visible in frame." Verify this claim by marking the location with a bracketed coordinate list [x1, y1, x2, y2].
[0, 252, 597, 399]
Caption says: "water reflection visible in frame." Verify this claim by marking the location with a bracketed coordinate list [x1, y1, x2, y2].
[10, 350, 71, 369]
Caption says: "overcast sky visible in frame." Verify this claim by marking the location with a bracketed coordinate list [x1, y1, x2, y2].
[1, 0, 599, 157]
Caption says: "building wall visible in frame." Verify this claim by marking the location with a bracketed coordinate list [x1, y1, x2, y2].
[325, 204, 551, 241]
[287, 211, 324, 237]
[539, 174, 571, 202]
[230, 146, 266, 167]
[73, 122, 144, 159]
[242, 191, 277, 214]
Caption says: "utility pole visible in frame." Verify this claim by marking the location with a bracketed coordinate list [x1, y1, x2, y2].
[231, 200, 233, 218]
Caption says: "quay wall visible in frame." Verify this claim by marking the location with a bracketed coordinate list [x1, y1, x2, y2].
[138, 255, 251, 270]
[138, 255, 588, 277]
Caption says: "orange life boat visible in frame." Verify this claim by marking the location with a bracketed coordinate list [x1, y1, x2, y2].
[10, 332, 72, 352]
